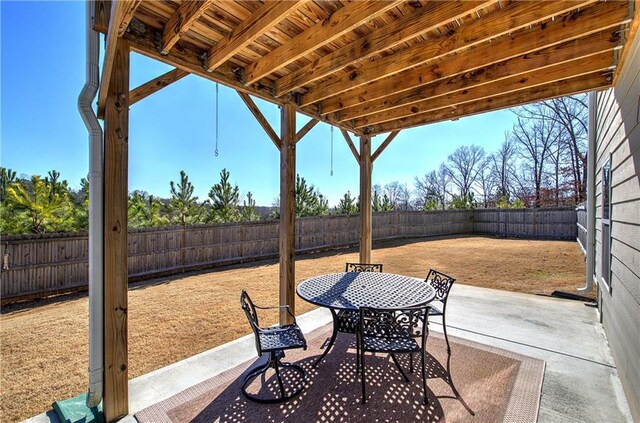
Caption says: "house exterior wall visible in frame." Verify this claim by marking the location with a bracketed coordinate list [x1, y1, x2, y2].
[593, 28, 640, 421]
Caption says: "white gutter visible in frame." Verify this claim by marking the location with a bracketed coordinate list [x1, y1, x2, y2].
[77, 0, 104, 407]
[579, 91, 596, 293]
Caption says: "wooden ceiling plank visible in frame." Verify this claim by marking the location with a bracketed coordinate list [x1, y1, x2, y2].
[302, 0, 598, 108]
[237, 91, 282, 150]
[340, 129, 361, 164]
[369, 72, 612, 134]
[371, 131, 400, 162]
[356, 51, 614, 128]
[123, 27, 365, 136]
[274, 0, 495, 97]
[97, 0, 130, 118]
[207, 0, 307, 72]
[343, 29, 620, 123]
[161, 0, 214, 54]
[319, 0, 630, 115]
[130, 68, 189, 105]
[295, 118, 319, 143]
[118, 0, 143, 36]
[243, 0, 401, 85]
[613, 0, 640, 84]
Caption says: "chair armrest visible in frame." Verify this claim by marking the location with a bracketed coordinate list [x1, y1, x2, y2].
[253, 304, 298, 324]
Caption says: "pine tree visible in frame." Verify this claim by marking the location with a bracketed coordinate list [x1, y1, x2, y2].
[129, 191, 169, 228]
[336, 191, 359, 215]
[208, 168, 241, 223]
[294, 175, 328, 217]
[240, 191, 261, 222]
[165, 170, 204, 225]
[5, 175, 75, 233]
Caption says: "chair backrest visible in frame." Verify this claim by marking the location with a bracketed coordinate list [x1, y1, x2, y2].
[360, 306, 429, 345]
[425, 269, 456, 303]
[345, 262, 383, 272]
[240, 290, 263, 355]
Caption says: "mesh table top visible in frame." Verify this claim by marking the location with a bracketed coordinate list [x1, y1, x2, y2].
[297, 272, 435, 311]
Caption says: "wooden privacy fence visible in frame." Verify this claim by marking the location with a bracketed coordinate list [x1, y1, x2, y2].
[1, 208, 575, 304]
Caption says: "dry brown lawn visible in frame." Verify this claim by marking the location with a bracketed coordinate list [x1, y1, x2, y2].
[0, 236, 587, 422]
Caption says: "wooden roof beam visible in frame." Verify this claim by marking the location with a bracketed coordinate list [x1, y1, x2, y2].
[356, 51, 614, 128]
[122, 26, 365, 136]
[320, 0, 630, 116]
[346, 29, 621, 125]
[243, 0, 400, 85]
[130, 68, 189, 106]
[118, 1, 142, 36]
[206, 0, 307, 72]
[371, 131, 400, 162]
[613, 0, 640, 84]
[97, 0, 132, 118]
[340, 129, 360, 164]
[295, 119, 319, 143]
[161, 0, 214, 55]
[368, 72, 612, 135]
[274, 0, 495, 97]
[237, 92, 282, 150]
[302, 0, 597, 108]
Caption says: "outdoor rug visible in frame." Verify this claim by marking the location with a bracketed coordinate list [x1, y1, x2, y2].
[136, 324, 545, 422]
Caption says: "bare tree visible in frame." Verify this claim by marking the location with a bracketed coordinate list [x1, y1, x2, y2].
[383, 181, 402, 209]
[475, 157, 496, 208]
[517, 95, 588, 203]
[511, 115, 559, 207]
[414, 163, 450, 209]
[397, 183, 412, 210]
[445, 145, 486, 197]
[489, 135, 517, 200]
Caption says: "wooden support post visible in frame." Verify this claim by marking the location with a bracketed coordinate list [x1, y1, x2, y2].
[103, 39, 129, 422]
[279, 104, 296, 325]
[359, 135, 372, 263]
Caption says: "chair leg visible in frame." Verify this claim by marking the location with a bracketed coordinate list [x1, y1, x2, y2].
[442, 314, 451, 354]
[361, 350, 367, 404]
[409, 352, 414, 373]
[390, 353, 410, 383]
[242, 353, 307, 404]
[446, 348, 460, 398]
[420, 349, 428, 405]
[356, 333, 360, 370]
[273, 359, 286, 398]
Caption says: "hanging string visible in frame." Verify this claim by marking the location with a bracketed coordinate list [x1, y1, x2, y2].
[215, 83, 219, 157]
[330, 125, 334, 176]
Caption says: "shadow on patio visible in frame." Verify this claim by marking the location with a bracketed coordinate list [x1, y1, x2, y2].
[96, 284, 631, 423]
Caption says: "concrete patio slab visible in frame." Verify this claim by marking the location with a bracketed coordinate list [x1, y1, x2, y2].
[24, 284, 632, 423]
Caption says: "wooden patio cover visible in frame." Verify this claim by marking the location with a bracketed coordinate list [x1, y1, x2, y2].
[92, 0, 638, 420]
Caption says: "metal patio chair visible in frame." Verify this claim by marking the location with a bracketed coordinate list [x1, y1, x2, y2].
[345, 262, 384, 272]
[421, 269, 466, 407]
[240, 290, 307, 403]
[359, 305, 430, 404]
[313, 263, 384, 367]
[425, 269, 456, 353]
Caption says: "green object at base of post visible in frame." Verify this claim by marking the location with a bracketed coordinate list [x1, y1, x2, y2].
[52, 393, 103, 423]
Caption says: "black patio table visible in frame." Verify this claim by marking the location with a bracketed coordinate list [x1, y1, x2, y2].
[297, 272, 436, 365]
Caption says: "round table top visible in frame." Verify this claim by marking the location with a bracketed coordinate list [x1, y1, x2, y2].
[297, 272, 435, 311]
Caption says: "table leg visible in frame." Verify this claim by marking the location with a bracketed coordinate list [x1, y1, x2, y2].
[313, 308, 339, 366]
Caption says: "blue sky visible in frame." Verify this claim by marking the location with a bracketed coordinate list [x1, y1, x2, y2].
[1, 1, 518, 206]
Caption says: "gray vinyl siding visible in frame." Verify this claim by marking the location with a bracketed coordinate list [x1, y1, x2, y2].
[594, 27, 640, 421]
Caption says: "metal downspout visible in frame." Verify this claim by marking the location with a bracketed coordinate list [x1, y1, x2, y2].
[579, 91, 597, 292]
[77, 0, 104, 407]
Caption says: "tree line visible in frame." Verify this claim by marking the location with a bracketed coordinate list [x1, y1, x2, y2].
[1, 95, 586, 235]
